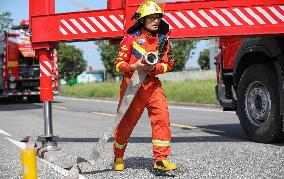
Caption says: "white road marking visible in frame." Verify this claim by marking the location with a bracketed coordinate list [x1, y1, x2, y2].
[92, 112, 116, 117]
[33, 103, 67, 110]
[169, 106, 235, 113]
[4, 137, 86, 179]
[56, 96, 118, 104]
[90, 112, 224, 133]
[171, 123, 224, 133]
[5, 137, 26, 149]
[171, 123, 197, 129]
[53, 106, 67, 110]
[38, 157, 86, 179]
[56, 96, 234, 113]
[0, 129, 12, 137]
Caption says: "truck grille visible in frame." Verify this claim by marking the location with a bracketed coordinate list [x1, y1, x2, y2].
[19, 65, 40, 78]
[21, 81, 40, 87]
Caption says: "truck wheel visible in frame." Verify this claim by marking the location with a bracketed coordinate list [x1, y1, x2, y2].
[237, 63, 283, 143]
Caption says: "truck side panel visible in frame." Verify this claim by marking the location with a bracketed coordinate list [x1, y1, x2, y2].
[220, 37, 242, 70]
[0, 34, 4, 90]
[233, 37, 284, 80]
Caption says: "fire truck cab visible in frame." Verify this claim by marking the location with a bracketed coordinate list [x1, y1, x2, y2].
[216, 35, 284, 143]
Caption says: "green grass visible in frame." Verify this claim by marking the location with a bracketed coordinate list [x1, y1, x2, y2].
[162, 80, 218, 104]
[60, 79, 218, 104]
[60, 82, 120, 99]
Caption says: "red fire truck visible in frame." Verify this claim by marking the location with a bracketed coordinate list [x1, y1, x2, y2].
[216, 35, 284, 143]
[0, 20, 58, 101]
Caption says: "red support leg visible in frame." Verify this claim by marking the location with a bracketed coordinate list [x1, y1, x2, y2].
[39, 50, 59, 151]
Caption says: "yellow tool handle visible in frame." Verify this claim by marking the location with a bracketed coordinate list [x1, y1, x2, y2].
[21, 148, 37, 179]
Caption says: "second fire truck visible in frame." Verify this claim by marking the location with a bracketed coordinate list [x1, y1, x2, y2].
[0, 20, 58, 101]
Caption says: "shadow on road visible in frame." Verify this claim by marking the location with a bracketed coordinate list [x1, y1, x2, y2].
[0, 102, 42, 111]
[0, 100, 63, 111]
[56, 135, 245, 144]
[80, 168, 113, 175]
[80, 157, 177, 177]
[125, 157, 177, 177]
[180, 123, 247, 141]
[56, 123, 249, 143]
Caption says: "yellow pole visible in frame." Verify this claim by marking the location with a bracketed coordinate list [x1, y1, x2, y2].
[21, 148, 37, 179]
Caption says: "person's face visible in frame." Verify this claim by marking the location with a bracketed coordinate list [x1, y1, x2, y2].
[144, 14, 162, 32]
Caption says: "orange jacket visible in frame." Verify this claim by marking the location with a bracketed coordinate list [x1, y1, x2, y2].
[114, 29, 174, 79]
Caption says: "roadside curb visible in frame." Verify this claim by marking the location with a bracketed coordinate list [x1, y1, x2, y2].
[58, 95, 221, 109]
[167, 101, 221, 108]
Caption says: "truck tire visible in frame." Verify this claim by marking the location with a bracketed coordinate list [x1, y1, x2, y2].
[237, 63, 283, 143]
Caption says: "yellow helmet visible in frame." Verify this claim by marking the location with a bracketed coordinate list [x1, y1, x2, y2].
[127, 0, 169, 34]
[132, 0, 164, 20]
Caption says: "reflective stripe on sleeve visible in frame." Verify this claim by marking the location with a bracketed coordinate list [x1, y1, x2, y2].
[116, 61, 125, 72]
[152, 140, 170, 147]
[160, 63, 168, 73]
[133, 41, 147, 56]
[114, 140, 126, 149]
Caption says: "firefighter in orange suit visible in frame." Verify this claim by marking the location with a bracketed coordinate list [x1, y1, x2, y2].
[113, 0, 176, 171]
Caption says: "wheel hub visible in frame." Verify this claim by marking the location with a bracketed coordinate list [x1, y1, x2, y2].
[245, 81, 271, 126]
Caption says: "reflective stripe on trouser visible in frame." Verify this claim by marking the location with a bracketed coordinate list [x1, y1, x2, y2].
[114, 140, 127, 149]
[113, 82, 171, 161]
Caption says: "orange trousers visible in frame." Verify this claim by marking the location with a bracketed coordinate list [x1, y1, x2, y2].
[113, 77, 171, 162]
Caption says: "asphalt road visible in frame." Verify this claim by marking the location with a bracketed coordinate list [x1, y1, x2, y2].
[0, 96, 284, 179]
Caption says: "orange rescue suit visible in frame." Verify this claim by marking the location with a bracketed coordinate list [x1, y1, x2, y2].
[113, 29, 174, 162]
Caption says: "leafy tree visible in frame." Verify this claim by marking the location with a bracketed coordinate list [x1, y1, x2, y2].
[0, 12, 13, 33]
[171, 40, 196, 71]
[198, 48, 210, 70]
[58, 43, 87, 81]
[95, 40, 120, 78]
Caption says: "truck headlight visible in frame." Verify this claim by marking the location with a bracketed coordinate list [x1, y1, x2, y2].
[145, 52, 159, 65]
[9, 82, 17, 89]
[8, 75, 16, 82]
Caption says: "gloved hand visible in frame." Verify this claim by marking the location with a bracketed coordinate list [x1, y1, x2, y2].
[129, 56, 156, 72]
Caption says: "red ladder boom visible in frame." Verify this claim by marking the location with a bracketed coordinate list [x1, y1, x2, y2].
[30, 0, 284, 43]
